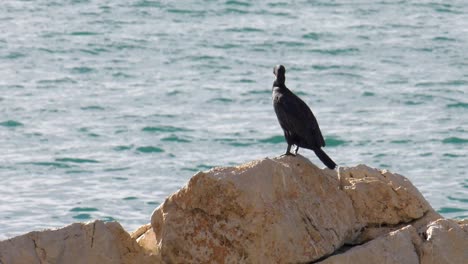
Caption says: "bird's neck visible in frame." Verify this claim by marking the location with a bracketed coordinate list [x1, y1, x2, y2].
[274, 77, 286, 87]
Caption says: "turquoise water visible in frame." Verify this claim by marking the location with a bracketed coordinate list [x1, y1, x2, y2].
[1, 1, 467, 239]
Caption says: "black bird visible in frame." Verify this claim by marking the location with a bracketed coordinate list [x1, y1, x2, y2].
[272, 65, 337, 169]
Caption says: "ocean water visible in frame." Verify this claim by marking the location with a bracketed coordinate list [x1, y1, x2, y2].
[1, 0, 467, 239]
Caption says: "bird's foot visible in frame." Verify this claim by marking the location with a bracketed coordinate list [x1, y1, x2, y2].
[281, 152, 296, 157]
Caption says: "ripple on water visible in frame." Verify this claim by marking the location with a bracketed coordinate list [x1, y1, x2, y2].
[213, 43, 241, 50]
[419, 152, 433, 157]
[142, 126, 192, 133]
[70, 31, 99, 36]
[226, 0, 251, 7]
[0, 120, 23, 127]
[181, 167, 198, 172]
[70, 66, 95, 74]
[325, 137, 348, 147]
[208, 97, 234, 103]
[112, 177, 128, 181]
[104, 167, 130, 172]
[437, 207, 467, 214]
[70, 207, 99, 212]
[442, 137, 468, 144]
[432, 36, 457, 42]
[415, 80, 468, 87]
[302, 32, 322, 40]
[80, 105, 105, 111]
[360, 91, 374, 97]
[390, 139, 412, 144]
[225, 27, 263, 33]
[37, 77, 77, 85]
[309, 47, 360, 56]
[72, 214, 92, 220]
[224, 8, 249, 15]
[276, 40, 306, 47]
[404, 100, 423, 106]
[133, 0, 162, 8]
[197, 164, 214, 170]
[3, 52, 26, 59]
[136, 146, 164, 153]
[258, 135, 284, 144]
[236, 78, 255, 83]
[101, 216, 116, 222]
[113, 145, 134, 151]
[161, 135, 191, 143]
[55, 158, 100, 163]
[447, 196, 468, 203]
[123, 196, 138, 201]
[228, 141, 254, 147]
[181, 164, 215, 172]
[242, 89, 271, 96]
[28, 162, 73, 169]
[66, 170, 92, 174]
[446, 102, 468, 109]
[167, 8, 206, 17]
[443, 153, 465, 158]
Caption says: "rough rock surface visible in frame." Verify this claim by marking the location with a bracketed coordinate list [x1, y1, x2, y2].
[149, 155, 462, 263]
[419, 219, 468, 264]
[0, 220, 159, 264]
[317, 225, 421, 264]
[318, 219, 468, 264]
[131, 223, 158, 255]
[151, 156, 357, 263]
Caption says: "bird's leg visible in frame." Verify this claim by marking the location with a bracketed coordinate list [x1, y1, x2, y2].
[294, 146, 299, 155]
[282, 144, 295, 156]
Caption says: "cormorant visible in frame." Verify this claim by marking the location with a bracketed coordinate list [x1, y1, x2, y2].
[272, 65, 337, 170]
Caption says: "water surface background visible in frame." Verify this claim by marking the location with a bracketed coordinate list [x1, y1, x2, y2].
[1, 0, 467, 239]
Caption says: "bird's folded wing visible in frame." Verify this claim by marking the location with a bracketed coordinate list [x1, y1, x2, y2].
[275, 94, 325, 147]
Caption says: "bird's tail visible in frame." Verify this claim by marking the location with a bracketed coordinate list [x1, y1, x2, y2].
[314, 148, 337, 170]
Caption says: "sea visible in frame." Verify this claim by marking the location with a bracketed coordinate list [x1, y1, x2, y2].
[1, 0, 467, 239]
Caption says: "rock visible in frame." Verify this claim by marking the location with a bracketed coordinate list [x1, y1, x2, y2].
[338, 165, 432, 225]
[352, 210, 442, 244]
[152, 155, 357, 263]
[150, 155, 448, 263]
[420, 219, 468, 264]
[2, 155, 466, 263]
[317, 225, 421, 264]
[318, 218, 468, 264]
[0, 220, 159, 264]
[131, 224, 158, 255]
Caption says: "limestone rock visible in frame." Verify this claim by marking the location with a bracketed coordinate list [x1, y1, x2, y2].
[132, 224, 158, 254]
[150, 155, 442, 263]
[420, 219, 468, 264]
[317, 225, 421, 264]
[318, 218, 468, 264]
[3, 155, 466, 263]
[151, 156, 358, 263]
[0, 220, 159, 264]
[339, 165, 431, 225]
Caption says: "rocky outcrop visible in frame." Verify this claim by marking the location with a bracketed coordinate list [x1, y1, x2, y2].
[317, 225, 422, 264]
[151, 156, 357, 263]
[317, 219, 468, 264]
[419, 218, 468, 264]
[1, 155, 466, 263]
[0, 220, 160, 264]
[147, 155, 467, 263]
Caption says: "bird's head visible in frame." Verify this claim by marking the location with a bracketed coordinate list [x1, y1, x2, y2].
[273, 65, 286, 77]
[273, 65, 286, 83]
